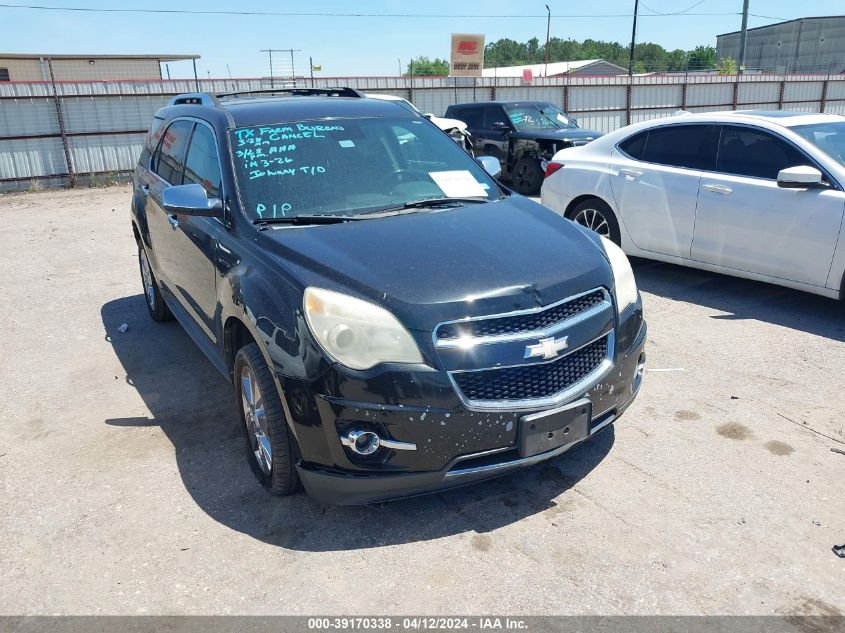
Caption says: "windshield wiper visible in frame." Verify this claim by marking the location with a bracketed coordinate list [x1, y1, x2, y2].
[253, 214, 364, 227]
[359, 197, 496, 217]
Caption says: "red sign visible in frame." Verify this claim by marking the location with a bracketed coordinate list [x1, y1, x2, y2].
[523, 69, 534, 83]
[457, 40, 478, 55]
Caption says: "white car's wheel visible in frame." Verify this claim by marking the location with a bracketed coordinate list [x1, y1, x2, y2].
[568, 198, 621, 245]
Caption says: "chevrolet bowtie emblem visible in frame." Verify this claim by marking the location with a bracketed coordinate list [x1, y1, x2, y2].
[524, 336, 569, 360]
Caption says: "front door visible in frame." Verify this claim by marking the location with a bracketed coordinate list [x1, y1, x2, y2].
[147, 119, 224, 342]
[691, 124, 845, 287]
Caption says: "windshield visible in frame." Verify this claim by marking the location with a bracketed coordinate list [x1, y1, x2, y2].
[790, 121, 845, 168]
[230, 116, 499, 220]
[505, 104, 576, 131]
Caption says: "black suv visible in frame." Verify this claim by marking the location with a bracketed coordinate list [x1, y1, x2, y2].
[130, 88, 646, 505]
[445, 101, 603, 195]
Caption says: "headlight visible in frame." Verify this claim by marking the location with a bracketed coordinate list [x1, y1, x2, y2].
[303, 287, 423, 370]
[599, 236, 638, 314]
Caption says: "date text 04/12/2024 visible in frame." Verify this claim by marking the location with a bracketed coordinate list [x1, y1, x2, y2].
[306, 617, 529, 630]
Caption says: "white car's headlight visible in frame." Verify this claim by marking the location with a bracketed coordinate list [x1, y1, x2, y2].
[599, 236, 638, 314]
[303, 287, 423, 370]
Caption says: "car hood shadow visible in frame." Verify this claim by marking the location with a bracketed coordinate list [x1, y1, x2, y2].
[102, 294, 614, 551]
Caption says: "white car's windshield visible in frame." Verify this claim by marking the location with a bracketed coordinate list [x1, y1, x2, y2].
[230, 116, 499, 220]
[791, 122, 845, 168]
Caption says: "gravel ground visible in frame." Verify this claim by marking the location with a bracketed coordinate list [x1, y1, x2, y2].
[0, 186, 843, 616]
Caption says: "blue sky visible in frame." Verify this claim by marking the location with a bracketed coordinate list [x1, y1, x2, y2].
[1, 0, 842, 78]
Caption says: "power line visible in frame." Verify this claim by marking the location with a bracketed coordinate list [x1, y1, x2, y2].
[0, 2, 781, 19]
[639, 0, 708, 16]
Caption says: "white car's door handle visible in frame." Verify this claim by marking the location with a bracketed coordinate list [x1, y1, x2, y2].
[620, 168, 644, 177]
[702, 183, 733, 194]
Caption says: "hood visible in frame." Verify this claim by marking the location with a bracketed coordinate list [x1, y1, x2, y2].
[512, 127, 603, 143]
[258, 196, 613, 331]
[428, 115, 468, 133]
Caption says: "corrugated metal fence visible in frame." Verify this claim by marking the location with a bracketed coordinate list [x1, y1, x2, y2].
[2, 73, 844, 191]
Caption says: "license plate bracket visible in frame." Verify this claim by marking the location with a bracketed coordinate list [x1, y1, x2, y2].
[517, 399, 591, 458]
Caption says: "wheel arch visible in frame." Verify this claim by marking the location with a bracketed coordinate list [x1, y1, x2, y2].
[563, 194, 610, 219]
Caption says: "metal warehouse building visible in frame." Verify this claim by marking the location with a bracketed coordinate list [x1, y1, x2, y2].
[717, 16, 845, 73]
[0, 53, 200, 82]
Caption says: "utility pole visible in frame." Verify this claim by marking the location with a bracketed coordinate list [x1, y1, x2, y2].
[310, 56, 314, 87]
[544, 4, 551, 76]
[738, 0, 750, 74]
[628, 0, 639, 77]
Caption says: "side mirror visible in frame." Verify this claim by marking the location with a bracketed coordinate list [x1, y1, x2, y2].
[162, 183, 223, 216]
[777, 165, 826, 189]
[478, 155, 502, 179]
[491, 121, 510, 131]
[423, 113, 434, 119]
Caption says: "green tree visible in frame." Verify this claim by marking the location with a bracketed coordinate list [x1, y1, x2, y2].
[687, 45, 717, 71]
[717, 57, 737, 75]
[405, 56, 449, 76]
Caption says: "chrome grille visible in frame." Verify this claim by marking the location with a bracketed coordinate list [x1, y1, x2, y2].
[453, 336, 608, 403]
[436, 289, 606, 342]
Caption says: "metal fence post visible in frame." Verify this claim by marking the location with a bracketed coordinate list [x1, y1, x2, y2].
[777, 77, 785, 110]
[47, 58, 76, 188]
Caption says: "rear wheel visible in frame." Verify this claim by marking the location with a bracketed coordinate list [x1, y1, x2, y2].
[567, 198, 621, 245]
[511, 157, 544, 195]
[234, 343, 299, 496]
[138, 242, 172, 322]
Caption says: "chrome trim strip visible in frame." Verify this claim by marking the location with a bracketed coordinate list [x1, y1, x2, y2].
[445, 412, 616, 478]
[446, 331, 615, 411]
[379, 437, 418, 451]
[432, 287, 611, 349]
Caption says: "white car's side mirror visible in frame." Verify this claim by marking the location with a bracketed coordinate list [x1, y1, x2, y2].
[777, 165, 826, 189]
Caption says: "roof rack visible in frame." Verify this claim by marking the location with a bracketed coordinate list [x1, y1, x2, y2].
[168, 93, 219, 107]
[215, 87, 365, 100]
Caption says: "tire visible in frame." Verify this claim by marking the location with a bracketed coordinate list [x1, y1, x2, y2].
[234, 343, 299, 496]
[511, 156, 545, 195]
[138, 241, 173, 322]
[567, 198, 622, 246]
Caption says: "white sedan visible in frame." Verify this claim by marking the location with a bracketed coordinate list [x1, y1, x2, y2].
[541, 111, 845, 300]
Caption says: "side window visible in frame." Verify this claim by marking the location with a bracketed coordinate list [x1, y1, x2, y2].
[717, 125, 810, 180]
[618, 131, 647, 160]
[153, 120, 193, 185]
[453, 107, 483, 129]
[183, 124, 222, 198]
[641, 124, 717, 170]
[484, 106, 510, 129]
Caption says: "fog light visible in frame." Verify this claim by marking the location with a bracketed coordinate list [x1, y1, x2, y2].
[343, 429, 380, 455]
[632, 352, 646, 393]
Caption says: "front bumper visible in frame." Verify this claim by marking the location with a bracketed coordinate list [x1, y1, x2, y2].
[285, 312, 647, 506]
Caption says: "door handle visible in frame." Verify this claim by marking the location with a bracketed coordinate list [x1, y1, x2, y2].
[702, 183, 733, 194]
[620, 168, 643, 177]
[167, 214, 179, 230]
[139, 184, 150, 196]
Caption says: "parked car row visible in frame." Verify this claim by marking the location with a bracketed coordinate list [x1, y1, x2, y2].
[541, 110, 845, 299]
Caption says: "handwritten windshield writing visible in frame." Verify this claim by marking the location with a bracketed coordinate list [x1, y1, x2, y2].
[255, 202, 293, 218]
[235, 124, 345, 146]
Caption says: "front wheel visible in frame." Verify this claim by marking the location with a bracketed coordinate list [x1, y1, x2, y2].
[511, 157, 544, 195]
[567, 198, 621, 245]
[234, 343, 299, 496]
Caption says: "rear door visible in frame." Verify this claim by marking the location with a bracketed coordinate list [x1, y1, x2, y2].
[608, 123, 717, 258]
[145, 119, 193, 291]
[691, 124, 845, 286]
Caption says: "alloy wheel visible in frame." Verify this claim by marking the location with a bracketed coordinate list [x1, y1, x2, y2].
[240, 365, 272, 476]
[572, 207, 611, 237]
[139, 249, 156, 309]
